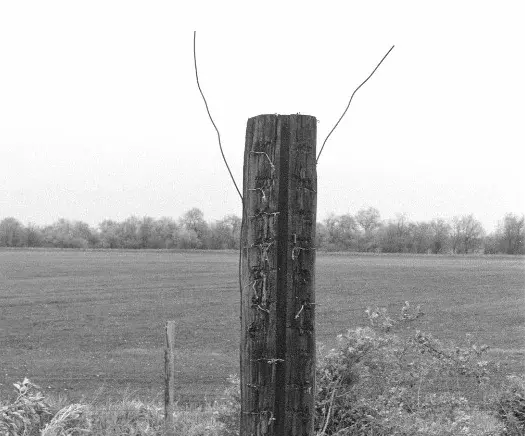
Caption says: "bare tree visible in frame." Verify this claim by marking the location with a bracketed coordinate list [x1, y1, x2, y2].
[451, 215, 485, 254]
[500, 213, 525, 254]
[356, 207, 381, 251]
[411, 221, 432, 253]
[153, 217, 179, 249]
[356, 207, 381, 235]
[323, 213, 359, 250]
[99, 219, 120, 248]
[138, 216, 155, 248]
[25, 222, 44, 247]
[179, 208, 210, 248]
[0, 217, 26, 247]
[378, 214, 411, 253]
[210, 214, 241, 249]
[462, 215, 485, 253]
[315, 221, 329, 248]
[118, 216, 141, 249]
[450, 217, 462, 254]
[429, 218, 451, 254]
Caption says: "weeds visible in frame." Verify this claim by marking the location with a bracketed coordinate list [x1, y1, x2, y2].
[1, 382, 225, 435]
[218, 303, 521, 436]
[0, 378, 53, 436]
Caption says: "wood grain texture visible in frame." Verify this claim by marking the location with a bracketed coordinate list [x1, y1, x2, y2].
[240, 114, 317, 436]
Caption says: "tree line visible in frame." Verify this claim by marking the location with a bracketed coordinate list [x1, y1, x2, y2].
[0, 207, 523, 254]
[316, 208, 524, 254]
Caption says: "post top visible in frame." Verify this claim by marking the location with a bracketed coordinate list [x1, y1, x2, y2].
[248, 113, 316, 122]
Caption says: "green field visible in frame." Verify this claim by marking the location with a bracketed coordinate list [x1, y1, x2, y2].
[1, 249, 523, 404]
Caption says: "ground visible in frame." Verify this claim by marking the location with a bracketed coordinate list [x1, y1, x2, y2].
[0, 249, 523, 404]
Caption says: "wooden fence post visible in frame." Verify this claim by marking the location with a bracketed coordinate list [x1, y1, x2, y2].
[240, 114, 317, 436]
[165, 321, 176, 436]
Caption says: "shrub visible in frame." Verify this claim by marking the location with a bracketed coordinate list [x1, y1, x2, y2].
[0, 378, 53, 436]
[217, 302, 507, 436]
[313, 303, 505, 435]
[491, 374, 525, 435]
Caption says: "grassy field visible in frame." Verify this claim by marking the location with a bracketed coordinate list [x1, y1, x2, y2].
[0, 249, 523, 404]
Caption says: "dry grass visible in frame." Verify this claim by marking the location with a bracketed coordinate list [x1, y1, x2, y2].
[2, 380, 226, 436]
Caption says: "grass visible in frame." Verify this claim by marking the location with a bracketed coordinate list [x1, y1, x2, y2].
[1, 377, 226, 436]
[0, 249, 523, 404]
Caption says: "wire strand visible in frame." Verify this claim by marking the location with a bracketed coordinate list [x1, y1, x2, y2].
[193, 31, 243, 201]
[316, 45, 395, 164]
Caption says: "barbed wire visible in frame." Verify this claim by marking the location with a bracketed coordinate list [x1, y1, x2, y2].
[316, 45, 395, 164]
[193, 31, 243, 202]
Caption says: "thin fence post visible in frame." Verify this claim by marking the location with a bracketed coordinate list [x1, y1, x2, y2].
[240, 114, 317, 436]
[164, 320, 176, 436]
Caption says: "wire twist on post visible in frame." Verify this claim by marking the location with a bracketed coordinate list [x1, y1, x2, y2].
[248, 187, 267, 202]
[250, 151, 275, 173]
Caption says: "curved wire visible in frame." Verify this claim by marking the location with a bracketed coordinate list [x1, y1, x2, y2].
[193, 31, 243, 201]
[316, 45, 395, 164]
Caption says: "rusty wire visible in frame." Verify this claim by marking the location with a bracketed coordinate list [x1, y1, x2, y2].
[316, 45, 395, 164]
[193, 31, 243, 201]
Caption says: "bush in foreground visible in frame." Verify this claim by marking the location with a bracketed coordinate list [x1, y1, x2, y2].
[218, 303, 521, 436]
[491, 374, 525, 435]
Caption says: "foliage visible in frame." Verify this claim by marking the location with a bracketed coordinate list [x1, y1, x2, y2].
[1, 210, 523, 254]
[0, 378, 53, 436]
[486, 214, 525, 255]
[450, 215, 485, 254]
[0, 209, 238, 251]
[40, 403, 91, 436]
[321, 213, 360, 251]
[0, 381, 227, 435]
[0, 217, 27, 247]
[491, 374, 525, 435]
[312, 302, 511, 435]
[216, 303, 518, 436]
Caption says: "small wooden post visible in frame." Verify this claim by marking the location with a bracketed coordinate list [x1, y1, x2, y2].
[240, 114, 317, 436]
[164, 321, 176, 436]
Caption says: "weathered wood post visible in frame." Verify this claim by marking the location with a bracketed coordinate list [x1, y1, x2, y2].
[164, 321, 176, 436]
[240, 114, 317, 436]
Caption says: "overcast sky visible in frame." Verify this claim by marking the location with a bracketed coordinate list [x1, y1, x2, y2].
[0, 1, 523, 232]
